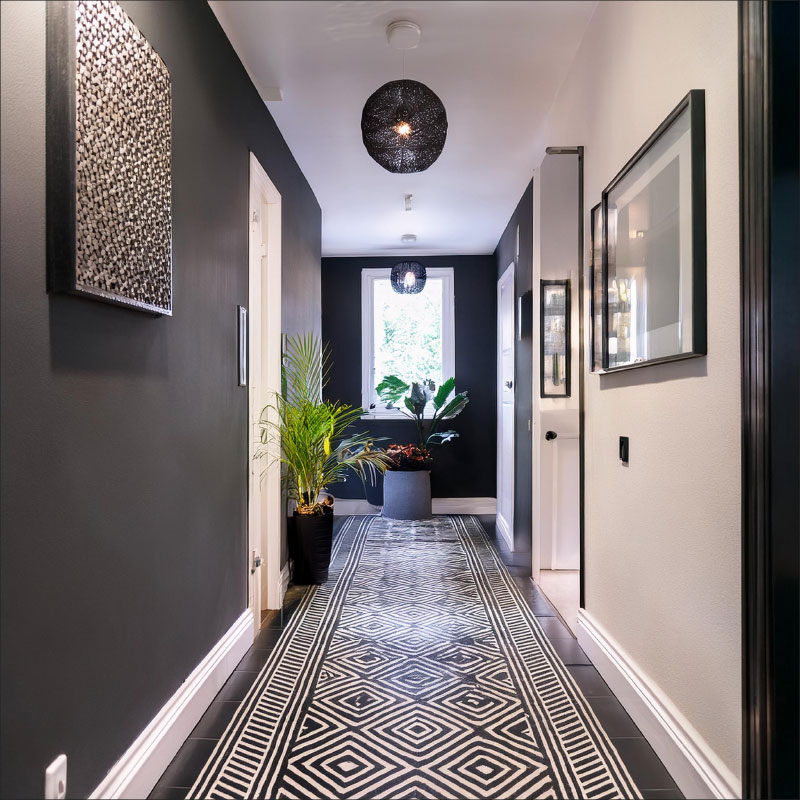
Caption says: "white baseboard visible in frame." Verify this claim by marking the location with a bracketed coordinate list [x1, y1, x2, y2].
[90, 609, 254, 799]
[576, 609, 741, 800]
[280, 562, 290, 602]
[495, 513, 513, 550]
[332, 497, 497, 517]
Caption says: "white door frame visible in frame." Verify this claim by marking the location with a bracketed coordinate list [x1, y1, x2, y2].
[497, 262, 515, 551]
[248, 152, 283, 632]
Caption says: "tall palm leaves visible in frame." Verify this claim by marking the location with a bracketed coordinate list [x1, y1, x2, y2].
[260, 334, 389, 513]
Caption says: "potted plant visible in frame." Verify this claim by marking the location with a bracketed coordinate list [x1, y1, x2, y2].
[375, 376, 469, 519]
[260, 334, 389, 583]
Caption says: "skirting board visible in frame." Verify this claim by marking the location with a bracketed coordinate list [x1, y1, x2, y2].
[332, 497, 497, 517]
[576, 609, 741, 800]
[90, 609, 254, 799]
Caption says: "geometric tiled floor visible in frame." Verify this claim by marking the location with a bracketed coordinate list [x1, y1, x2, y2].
[149, 515, 683, 799]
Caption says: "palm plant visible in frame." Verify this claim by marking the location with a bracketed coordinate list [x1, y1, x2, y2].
[375, 375, 469, 451]
[260, 334, 390, 515]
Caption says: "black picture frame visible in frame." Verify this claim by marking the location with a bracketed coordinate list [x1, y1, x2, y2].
[540, 279, 570, 398]
[589, 202, 603, 372]
[46, 0, 173, 316]
[601, 89, 706, 372]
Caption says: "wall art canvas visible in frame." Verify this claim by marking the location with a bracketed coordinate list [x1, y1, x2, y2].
[589, 202, 603, 372]
[540, 279, 570, 397]
[602, 90, 706, 370]
[47, 0, 172, 315]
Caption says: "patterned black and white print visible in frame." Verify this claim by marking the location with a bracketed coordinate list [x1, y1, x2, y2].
[74, 0, 172, 313]
[189, 516, 641, 799]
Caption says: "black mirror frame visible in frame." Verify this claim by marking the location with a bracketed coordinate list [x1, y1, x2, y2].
[540, 278, 571, 398]
[601, 89, 707, 372]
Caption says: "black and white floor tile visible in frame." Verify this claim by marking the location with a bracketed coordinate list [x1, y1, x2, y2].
[166, 515, 658, 799]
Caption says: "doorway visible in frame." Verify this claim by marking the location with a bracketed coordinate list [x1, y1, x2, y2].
[248, 152, 283, 634]
[496, 262, 515, 550]
[531, 148, 583, 633]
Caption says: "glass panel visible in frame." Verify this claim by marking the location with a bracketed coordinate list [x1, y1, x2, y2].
[591, 204, 603, 372]
[606, 104, 693, 368]
[542, 281, 569, 397]
[372, 277, 443, 410]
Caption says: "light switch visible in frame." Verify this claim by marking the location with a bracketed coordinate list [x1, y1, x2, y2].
[619, 436, 629, 465]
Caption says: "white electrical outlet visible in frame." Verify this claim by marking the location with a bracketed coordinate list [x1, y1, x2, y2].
[45, 754, 67, 800]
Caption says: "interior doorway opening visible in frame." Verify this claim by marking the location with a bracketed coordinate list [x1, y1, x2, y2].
[248, 152, 283, 633]
[532, 147, 584, 633]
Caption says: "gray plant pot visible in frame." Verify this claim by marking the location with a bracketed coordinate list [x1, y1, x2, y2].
[382, 470, 432, 520]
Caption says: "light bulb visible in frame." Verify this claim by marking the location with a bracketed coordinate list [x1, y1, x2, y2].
[394, 121, 412, 137]
[403, 270, 416, 289]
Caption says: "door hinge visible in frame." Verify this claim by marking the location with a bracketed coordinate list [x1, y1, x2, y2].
[251, 552, 263, 573]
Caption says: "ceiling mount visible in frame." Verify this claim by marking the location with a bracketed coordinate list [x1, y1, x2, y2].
[387, 20, 421, 50]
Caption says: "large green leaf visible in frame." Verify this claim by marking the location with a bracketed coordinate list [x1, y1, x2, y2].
[427, 430, 460, 445]
[433, 377, 455, 409]
[438, 392, 469, 420]
[375, 375, 409, 406]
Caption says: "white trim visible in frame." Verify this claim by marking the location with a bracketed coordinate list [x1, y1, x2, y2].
[249, 152, 283, 617]
[279, 562, 290, 604]
[90, 610, 254, 800]
[361, 267, 455, 413]
[576, 610, 742, 800]
[331, 497, 497, 517]
[497, 262, 515, 552]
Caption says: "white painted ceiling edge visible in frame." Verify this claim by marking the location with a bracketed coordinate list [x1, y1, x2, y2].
[209, 1, 598, 257]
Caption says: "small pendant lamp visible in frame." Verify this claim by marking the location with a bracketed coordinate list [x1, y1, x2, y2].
[391, 261, 427, 295]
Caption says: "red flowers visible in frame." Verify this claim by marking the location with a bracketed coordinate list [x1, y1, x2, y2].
[385, 443, 433, 471]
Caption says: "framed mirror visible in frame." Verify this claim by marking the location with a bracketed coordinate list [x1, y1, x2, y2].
[589, 203, 603, 372]
[602, 89, 706, 371]
[540, 279, 570, 397]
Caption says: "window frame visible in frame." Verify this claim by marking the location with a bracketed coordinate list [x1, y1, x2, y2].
[360, 267, 455, 419]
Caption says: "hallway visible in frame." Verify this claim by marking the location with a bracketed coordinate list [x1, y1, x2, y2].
[151, 517, 680, 799]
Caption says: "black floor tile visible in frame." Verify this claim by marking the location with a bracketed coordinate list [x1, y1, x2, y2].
[567, 665, 613, 697]
[641, 789, 685, 799]
[253, 625, 283, 651]
[611, 737, 681, 792]
[236, 644, 272, 672]
[536, 615, 574, 640]
[215, 669, 260, 702]
[587, 696, 641, 738]
[149, 784, 192, 799]
[189, 701, 240, 740]
[154, 738, 217, 790]
[548, 637, 591, 665]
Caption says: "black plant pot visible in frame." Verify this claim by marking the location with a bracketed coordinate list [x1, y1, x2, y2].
[289, 506, 334, 585]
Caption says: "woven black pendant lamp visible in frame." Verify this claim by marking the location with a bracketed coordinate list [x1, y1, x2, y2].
[391, 261, 427, 295]
[361, 79, 448, 174]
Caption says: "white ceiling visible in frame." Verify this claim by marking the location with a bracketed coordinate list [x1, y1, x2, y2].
[209, 1, 596, 257]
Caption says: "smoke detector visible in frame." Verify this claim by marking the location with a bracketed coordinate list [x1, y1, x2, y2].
[387, 21, 421, 50]
[401, 233, 417, 245]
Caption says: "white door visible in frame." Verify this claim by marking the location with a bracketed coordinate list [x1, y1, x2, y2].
[248, 153, 282, 636]
[497, 263, 515, 550]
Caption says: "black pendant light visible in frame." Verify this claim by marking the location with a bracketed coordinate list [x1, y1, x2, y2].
[361, 79, 448, 174]
[391, 261, 427, 295]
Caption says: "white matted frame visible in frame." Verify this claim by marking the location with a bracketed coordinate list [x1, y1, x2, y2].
[360, 267, 455, 417]
[248, 152, 283, 626]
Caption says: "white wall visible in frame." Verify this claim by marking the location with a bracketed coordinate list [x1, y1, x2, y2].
[533, 0, 741, 786]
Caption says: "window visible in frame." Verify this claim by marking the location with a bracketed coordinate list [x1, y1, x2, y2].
[361, 267, 455, 417]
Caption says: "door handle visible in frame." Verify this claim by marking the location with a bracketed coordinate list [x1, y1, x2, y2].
[545, 430, 557, 441]
[505, 380, 513, 389]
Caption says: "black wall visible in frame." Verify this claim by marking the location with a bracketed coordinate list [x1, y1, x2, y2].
[494, 181, 534, 552]
[0, 2, 320, 797]
[321, 256, 496, 499]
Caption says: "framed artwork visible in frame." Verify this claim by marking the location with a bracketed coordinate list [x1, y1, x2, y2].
[589, 203, 603, 372]
[540, 279, 570, 397]
[47, 0, 173, 315]
[602, 89, 706, 371]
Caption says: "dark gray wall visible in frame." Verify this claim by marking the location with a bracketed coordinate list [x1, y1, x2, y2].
[0, 2, 320, 797]
[321, 256, 497, 499]
[494, 181, 534, 552]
